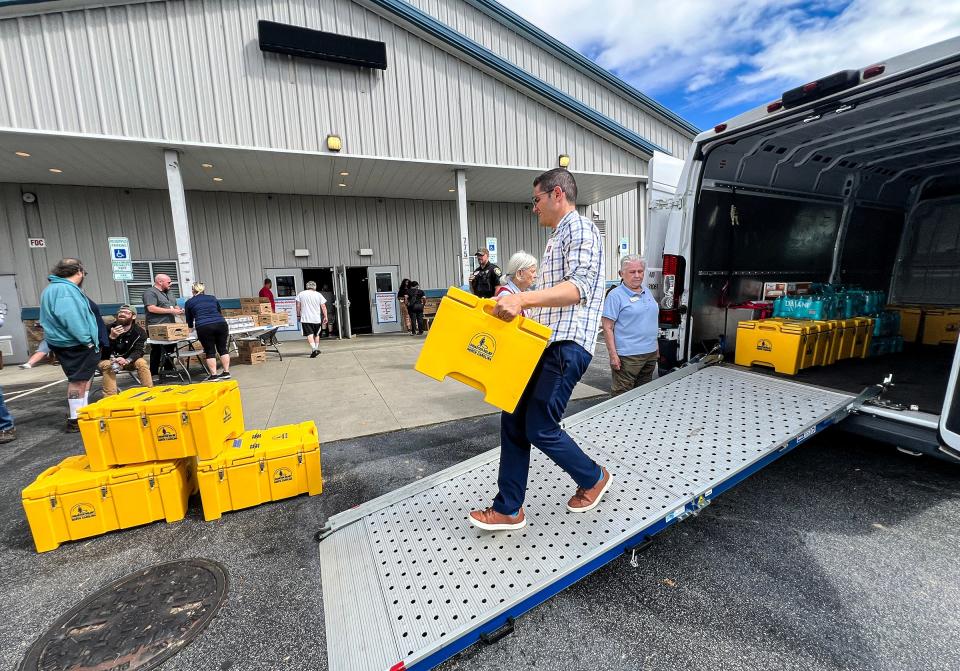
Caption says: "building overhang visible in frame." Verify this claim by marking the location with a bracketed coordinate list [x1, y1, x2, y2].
[0, 129, 645, 203]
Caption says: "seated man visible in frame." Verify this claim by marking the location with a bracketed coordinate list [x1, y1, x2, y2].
[97, 305, 152, 395]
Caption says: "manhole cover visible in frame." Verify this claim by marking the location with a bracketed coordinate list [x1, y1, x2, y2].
[20, 558, 228, 671]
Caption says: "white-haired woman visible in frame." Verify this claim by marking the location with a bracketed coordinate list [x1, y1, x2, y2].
[185, 282, 230, 381]
[495, 251, 538, 314]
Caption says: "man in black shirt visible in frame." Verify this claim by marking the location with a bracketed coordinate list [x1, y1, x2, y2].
[97, 305, 152, 395]
[470, 248, 502, 298]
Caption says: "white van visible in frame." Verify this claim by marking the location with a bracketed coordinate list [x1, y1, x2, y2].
[647, 37, 960, 462]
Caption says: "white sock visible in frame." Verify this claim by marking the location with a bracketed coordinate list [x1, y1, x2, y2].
[68, 398, 84, 419]
[311, 343, 318, 351]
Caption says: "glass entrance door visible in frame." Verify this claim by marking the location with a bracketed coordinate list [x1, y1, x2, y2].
[263, 268, 302, 341]
[367, 266, 401, 334]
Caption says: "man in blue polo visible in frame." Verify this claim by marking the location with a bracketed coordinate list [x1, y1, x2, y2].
[601, 254, 660, 395]
[469, 168, 610, 531]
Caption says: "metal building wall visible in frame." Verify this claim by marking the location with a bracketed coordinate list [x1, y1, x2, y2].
[1, 183, 552, 305]
[405, 0, 695, 158]
[0, 0, 645, 175]
[0, 183, 176, 306]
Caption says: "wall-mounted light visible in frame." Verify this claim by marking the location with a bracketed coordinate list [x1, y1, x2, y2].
[213, 177, 223, 182]
[327, 134, 342, 152]
[294, 248, 310, 257]
[15, 151, 30, 158]
[49, 168, 63, 173]
[201, 163, 214, 169]
[558, 154, 570, 168]
[339, 171, 349, 176]
[358, 248, 374, 256]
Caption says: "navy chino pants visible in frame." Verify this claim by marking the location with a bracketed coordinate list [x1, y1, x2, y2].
[493, 341, 603, 516]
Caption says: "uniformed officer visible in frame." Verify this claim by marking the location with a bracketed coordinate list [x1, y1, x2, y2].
[470, 248, 502, 298]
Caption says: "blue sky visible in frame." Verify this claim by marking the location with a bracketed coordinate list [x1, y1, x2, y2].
[499, 0, 960, 131]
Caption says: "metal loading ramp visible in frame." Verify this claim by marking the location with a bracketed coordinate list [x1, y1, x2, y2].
[318, 364, 860, 671]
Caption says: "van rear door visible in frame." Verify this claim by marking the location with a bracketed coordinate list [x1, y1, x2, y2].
[941, 342, 960, 454]
[644, 152, 684, 303]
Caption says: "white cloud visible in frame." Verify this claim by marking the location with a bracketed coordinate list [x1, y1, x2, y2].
[498, 0, 960, 118]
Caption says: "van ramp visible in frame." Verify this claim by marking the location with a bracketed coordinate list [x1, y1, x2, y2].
[318, 364, 862, 671]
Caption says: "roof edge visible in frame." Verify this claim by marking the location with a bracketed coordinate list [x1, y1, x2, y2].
[465, 0, 699, 136]
[365, 0, 668, 157]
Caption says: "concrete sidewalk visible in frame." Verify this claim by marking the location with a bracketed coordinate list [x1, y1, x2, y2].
[0, 334, 606, 443]
[230, 334, 604, 441]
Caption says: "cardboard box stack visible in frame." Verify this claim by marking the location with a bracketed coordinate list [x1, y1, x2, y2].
[20, 381, 323, 552]
[236, 340, 267, 365]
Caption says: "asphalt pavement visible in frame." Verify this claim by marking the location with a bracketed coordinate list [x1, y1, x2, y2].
[1, 346, 958, 671]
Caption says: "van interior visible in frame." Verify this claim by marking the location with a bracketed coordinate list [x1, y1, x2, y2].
[690, 64, 960, 412]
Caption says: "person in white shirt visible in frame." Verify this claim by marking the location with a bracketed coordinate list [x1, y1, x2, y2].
[296, 281, 328, 358]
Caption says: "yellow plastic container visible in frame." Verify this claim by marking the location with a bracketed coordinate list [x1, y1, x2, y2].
[812, 321, 839, 366]
[852, 317, 873, 358]
[921, 309, 960, 345]
[195, 421, 322, 521]
[21, 455, 191, 552]
[79, 381, 245, 470]
[414, 286, 553, 413]
[888, 305, 923, 343]
[734, 319, 818, 375]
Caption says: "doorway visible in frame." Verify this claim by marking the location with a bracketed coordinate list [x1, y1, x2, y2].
[303, 267, 338, 337]
[0, 275, 27, 365]
[346, 267, 372, 334]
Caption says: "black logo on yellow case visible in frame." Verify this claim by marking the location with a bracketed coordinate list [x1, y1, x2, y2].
[757, 339, 773, 352]
[70, 503, 96, 521]
[467, 333, 496, 361]
[157, 425, 177, 442]
[274, 468, 293, 484]
[223, 406, 232, 423]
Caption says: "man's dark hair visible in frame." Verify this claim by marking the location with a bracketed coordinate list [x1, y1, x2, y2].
[263, 278, 272, 285]
[533, 168, 577, 204]
[52, 258, 84, 278]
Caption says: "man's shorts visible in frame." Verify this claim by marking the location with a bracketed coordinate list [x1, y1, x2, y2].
[302, 322, 322, 337]
[50, 344, 100, 382]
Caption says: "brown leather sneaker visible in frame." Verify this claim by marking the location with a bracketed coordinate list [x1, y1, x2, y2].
[567, 467, 612, 513]
[0, 428, 15, 444]
[468, 507, 526, 531]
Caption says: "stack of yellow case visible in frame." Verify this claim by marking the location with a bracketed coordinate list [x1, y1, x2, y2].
[21, 380, 323, 552]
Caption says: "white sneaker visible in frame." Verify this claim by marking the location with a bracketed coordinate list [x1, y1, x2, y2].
[19, 363, 31, 369]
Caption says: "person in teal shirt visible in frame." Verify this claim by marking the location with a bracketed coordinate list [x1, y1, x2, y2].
[39, 258, 100, 432]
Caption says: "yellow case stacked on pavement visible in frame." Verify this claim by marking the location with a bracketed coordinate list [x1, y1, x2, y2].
[195, 421, 322, 520]
[414, 286, 553, 413]
[78, 381, 245, 469]
[21, 455, 191, 552]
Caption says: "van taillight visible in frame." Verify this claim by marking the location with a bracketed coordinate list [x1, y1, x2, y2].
[659, 254, 686, 327]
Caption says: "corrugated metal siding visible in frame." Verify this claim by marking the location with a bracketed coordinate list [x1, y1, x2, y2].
[406, 0, 693, 158]
[591, 187, 644, 279]
[0, 0, 645, 174]
[0, 183, 175, 306]
[5, 183, 590, 305]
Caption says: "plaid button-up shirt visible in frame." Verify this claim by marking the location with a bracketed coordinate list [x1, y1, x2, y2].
[529, 210, 605, 355]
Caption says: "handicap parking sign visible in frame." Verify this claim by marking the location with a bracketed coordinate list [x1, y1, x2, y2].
[113, 248, 128, 259]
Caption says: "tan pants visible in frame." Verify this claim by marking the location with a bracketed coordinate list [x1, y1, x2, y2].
[611, 351, 658, 396]
[399, 302, 412, 332]
[98, 358, 153, 396]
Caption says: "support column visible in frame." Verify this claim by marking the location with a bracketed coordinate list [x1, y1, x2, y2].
[164, 149, 195, 286]
[637, 181, 647, 257]
[456, 169, 470, 287]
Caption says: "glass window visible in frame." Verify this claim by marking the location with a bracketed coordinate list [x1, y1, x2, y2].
[275, 275, 297, 298]
[375, 273, 393, 292]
